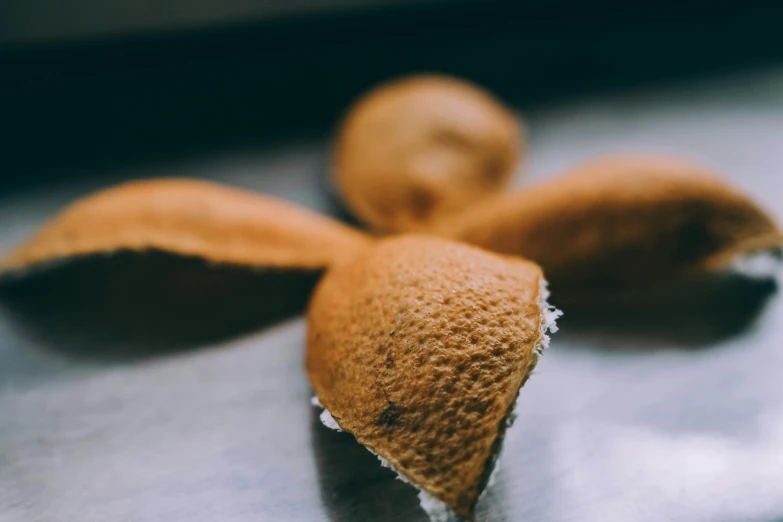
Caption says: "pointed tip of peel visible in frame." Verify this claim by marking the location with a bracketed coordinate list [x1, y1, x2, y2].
[312, 395, 461, 521]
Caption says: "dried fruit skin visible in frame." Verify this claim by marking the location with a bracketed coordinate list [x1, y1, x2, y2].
[307, 235, 552, 520]
[334, 74, 522, 234]
[0, 178, 372, 276]
[433, 155, 782, 298]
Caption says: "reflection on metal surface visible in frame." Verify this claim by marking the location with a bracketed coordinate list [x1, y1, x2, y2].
[553, 411, 783, 521]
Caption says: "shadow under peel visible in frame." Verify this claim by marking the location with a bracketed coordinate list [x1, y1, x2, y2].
[0, 250, 321, 361]
[309, 405, 429, 522]
[554, 273, 779, 350]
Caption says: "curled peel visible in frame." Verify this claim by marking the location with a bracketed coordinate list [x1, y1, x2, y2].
[306, 235, 560, 521]
[432, 155, 782, 298]
[0, 178, 372, 277]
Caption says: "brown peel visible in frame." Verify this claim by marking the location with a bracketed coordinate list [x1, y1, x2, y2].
[432, 155, 783, 299]
[334, 74, 522, 234]
[306, 235, 560, 520]
[0, 178, 373, 277]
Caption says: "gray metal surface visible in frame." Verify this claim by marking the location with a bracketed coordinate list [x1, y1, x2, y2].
[2, 68, 783, 522]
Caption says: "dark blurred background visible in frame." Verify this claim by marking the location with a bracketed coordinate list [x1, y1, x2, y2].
[2, 0, 783, 191]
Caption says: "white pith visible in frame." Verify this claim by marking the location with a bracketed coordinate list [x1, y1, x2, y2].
[728, 250, 783, 279]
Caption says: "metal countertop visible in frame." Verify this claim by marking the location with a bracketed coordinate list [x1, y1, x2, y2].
[2, 68, 783, 522]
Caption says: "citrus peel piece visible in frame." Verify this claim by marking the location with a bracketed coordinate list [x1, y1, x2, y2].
[333, 74, 522, 234]
[0, 178, 373, 277]
[306, 235, 560, 520]
[432, 155, 782, 299]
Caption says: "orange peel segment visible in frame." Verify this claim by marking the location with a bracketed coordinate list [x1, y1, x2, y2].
[432, 155, 782, 298]
[333, 74, 522, 234]
[306, 235, 560, 520]
[0, 178, 373, 277]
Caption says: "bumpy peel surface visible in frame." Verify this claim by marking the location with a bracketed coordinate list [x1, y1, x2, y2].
[0, 178, 372, 276]
[433, 155, 782, 298]
[307, 235, 555, 520]
[334, 74, 522, 234]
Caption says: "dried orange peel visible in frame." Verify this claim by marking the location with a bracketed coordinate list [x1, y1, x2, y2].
[334, 74, 522, 234]
[307, 235, 560, 521]
[0, 178, 373, 278]
[431, 154, 782, 299]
